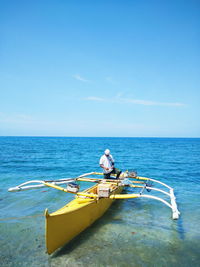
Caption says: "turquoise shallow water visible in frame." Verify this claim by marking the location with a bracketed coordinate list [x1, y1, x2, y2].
[0, 137, 200, 266]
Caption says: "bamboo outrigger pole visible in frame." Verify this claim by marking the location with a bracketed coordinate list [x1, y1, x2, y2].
[8, 171, 180, 219]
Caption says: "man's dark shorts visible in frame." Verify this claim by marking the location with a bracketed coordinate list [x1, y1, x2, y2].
[104, 168, 122, 179]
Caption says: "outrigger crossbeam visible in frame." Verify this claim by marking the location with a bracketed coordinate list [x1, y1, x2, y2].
[8, 171, 180, 254]
[8, 171, 180, 219]
[134, 176, 180, 219]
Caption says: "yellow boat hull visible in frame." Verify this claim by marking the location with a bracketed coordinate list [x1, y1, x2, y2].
[45, 182, 123, 254]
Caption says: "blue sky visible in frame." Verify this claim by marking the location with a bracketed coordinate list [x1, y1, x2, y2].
[0, 0, 199, 137]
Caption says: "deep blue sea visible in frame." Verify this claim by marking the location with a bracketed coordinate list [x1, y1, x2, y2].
[0, 137, 200, 267]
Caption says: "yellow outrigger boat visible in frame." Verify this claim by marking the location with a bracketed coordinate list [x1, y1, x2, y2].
[8, 171, 180, 254]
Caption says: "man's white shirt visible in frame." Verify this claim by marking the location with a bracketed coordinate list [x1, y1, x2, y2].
[99, 154, 114, 173]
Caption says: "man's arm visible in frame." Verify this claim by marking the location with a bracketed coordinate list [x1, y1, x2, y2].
[100, 164, 110, 171]
[99, 156, 110, 171]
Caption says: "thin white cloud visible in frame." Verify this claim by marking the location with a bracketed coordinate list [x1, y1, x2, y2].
[85, 96, 105, 102]
[0, 112, 36, 124]
[0, 112, 60, 126]
[123, 98, 185, 106]
[85, 95, 185, 107]
[73, 74, 91, 83]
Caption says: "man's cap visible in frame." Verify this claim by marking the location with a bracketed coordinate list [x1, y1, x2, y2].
[104, 149, 110, 155]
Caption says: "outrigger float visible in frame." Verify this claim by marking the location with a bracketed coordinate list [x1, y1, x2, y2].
[8, 171, 180, 254]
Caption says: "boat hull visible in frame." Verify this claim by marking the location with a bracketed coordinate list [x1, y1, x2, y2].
[45, 183, 123, 254]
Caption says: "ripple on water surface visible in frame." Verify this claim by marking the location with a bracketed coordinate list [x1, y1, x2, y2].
[0, 137, 200, 266]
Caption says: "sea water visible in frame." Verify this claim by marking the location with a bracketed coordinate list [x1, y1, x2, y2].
[0, 137, 199, 267]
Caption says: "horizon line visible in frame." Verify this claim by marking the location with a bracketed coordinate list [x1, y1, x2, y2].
[0, 135, 199, 139]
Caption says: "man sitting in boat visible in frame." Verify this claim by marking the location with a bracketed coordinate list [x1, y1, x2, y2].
[99, 149, 121, 179]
